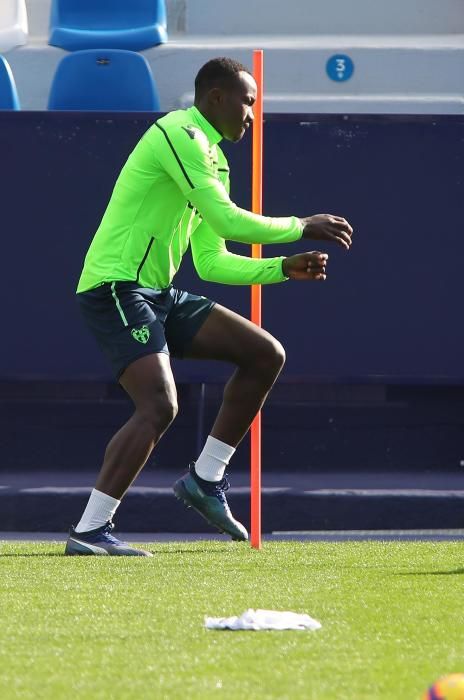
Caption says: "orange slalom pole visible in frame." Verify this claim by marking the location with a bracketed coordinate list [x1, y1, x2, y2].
[251, 49, 263, 549]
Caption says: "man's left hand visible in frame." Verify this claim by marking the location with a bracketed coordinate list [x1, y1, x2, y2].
[301, 214, 353, 250]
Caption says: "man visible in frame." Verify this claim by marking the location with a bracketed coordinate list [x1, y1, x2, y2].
[66, 57, 353, 556]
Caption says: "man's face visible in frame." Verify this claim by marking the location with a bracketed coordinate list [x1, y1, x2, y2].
[215, 71, 257, 142]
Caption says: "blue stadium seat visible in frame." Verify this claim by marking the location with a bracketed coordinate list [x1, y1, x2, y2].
[0, 55, 20, 109]
[47, 49, 160, 111]
[49, 0, 167, 51]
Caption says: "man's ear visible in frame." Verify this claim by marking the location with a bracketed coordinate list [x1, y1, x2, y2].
[207, 87, 223, 106]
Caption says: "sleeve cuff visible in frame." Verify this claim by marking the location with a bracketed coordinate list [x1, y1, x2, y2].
[278, 257, 289, 281]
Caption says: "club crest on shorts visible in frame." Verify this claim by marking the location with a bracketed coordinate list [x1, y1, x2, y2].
[131, 326, 150, 344]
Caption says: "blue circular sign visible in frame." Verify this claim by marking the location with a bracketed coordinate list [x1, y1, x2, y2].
[326, 54, 354, 82]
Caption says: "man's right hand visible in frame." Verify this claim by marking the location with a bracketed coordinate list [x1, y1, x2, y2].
[282, 252, 328, 281]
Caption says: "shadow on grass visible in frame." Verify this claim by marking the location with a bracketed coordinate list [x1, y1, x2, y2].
[395, 568, 464, 576]
[0, 547, 235, 557]
[151, 547, 235, 555]
[0, 552, 63, 557]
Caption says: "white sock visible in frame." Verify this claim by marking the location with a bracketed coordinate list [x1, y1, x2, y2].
[194, 435, 236, 482]
[74, 488, 121, 533]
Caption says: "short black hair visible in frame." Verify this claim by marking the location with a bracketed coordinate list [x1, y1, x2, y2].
[194, 57, 252, 100]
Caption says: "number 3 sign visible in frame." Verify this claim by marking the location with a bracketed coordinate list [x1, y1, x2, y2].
[326, 54, 354, 82]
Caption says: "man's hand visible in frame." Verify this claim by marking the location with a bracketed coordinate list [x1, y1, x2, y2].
[301, 214, 353, 250]
[282, 252, 328, 281]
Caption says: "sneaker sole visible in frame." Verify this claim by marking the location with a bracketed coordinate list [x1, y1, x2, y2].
[65, 538, 110, 555]
[65, 537, 153, 557]
[173, 480, 247, 542]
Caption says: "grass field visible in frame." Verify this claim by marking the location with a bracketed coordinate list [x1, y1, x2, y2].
[0, 539, 462, 699]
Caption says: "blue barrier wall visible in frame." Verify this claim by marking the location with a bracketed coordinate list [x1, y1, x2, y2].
[1, 112, 463, 382]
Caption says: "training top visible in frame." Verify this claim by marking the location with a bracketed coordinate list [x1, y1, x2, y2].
[77, 106, 303, 293]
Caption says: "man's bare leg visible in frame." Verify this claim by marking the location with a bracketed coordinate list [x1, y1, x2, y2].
[67, 353, 177, 552]
[95, 353, 178, 499]
[187, 304, 286, 447]
[172, 304, 285, 540]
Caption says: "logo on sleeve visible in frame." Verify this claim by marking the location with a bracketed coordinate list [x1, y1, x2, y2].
[182, 125, 198, 140]
[131, 326, 150, 344]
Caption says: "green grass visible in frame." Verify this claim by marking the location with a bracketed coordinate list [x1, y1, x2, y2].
[0, 540, 462, 699]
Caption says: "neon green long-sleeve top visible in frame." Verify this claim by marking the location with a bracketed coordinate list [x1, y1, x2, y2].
[77, 106, 303, 293]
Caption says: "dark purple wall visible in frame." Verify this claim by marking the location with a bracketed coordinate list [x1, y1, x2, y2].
[1, 111, 463, 382]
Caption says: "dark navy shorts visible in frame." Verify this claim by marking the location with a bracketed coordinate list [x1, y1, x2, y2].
[77, 281, 216, 379]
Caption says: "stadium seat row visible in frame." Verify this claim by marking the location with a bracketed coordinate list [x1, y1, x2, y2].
[0, 50, 160, 110]
[0, 0, 167, 53]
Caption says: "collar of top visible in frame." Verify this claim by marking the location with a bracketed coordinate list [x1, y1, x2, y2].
[188, 106, 223, 146]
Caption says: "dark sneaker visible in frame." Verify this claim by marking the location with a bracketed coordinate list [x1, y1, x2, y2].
[65, 521, 153, 557]
[173, 464, 248, 541]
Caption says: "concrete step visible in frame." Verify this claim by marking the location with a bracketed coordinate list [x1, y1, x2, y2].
[165, 34, 464, 94]
[138, 34, 464, 115]
[146, 34, 464, 114]
[4, 470, 464, 490]
[181, 0, 464, 36]
[26, 0, 464, 39]
[7, 36, 464, 112]
[1, 484, 464, 532]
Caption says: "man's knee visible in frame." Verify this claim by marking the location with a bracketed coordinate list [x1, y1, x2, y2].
[267, 338, 286, 372]
[254, 337, 286, 377]
[158, 393, 179, 429]
[137, 387, 178, 435]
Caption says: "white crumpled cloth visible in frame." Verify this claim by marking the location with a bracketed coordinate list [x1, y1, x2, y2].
[205, 608, 322, 631]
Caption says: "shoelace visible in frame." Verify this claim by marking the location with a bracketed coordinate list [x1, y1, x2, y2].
[189, 463, 231, 503]
[203, 475, 230, 503]
[100, 521, 122, 544]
